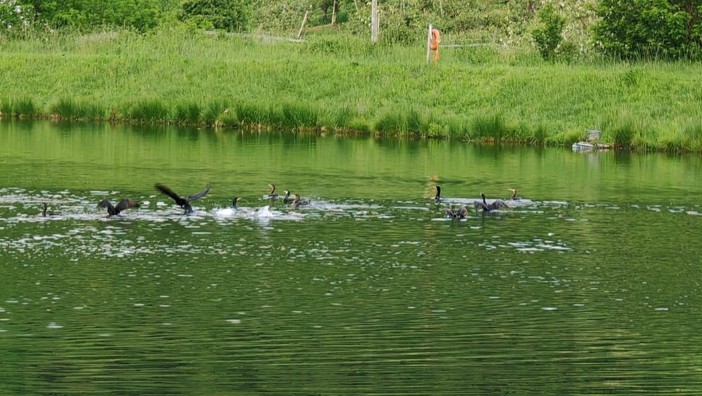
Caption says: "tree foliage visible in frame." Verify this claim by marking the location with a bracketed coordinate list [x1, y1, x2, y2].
[1, 0, 160, 32]
[4, 0, 701, 62]
[594, 0, 702, 59]
[532, 4, 565, 60]
[180, 0, 252, 32]
[0, 0, 32, 31]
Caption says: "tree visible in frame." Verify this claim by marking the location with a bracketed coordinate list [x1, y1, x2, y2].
[0, 0, 32, 31]
[180, 0, 251, 32]
[594, 0, 702, 59]
[5, 0, 159, 31]
[531, 4, 565, 60]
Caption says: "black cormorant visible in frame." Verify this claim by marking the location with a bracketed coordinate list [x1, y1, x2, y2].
[97, 198, 140, 217]
[446, 205, 468, 219]
[292, 194, 310, 208]
[488, 197, 509, 210]
[474, 193, 508, 212]
[509, 188, 521, 200]
[267, 184, 279, 199]
[231, 197, 241, 209]
[41, 203, 61, 217]
[473, 193, 490, 212]
[155, 183, 212, 214]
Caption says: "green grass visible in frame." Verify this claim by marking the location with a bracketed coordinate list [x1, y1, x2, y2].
[682, 121, 702, 151]
[1, 97, 39, 118]
[472, 114, 512, 142]
[49, 97, 106, 120]
[1, 28, 702, 152]
[202, 100, 230, 126]
[128, 100, 170, 124]
[174, 101, 202, 125]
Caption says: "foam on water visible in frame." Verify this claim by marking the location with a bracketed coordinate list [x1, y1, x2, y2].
[0, 188, 692, 262]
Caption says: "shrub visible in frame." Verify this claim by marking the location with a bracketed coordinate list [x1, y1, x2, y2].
[532, 4, 565, 61]
[594, 0, 701, 60]
[180, 0, 251, 32]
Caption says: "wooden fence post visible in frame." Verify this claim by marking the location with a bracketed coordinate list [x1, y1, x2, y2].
[371, 0, 379, 43]
[426, 24, 433, 64]
[297, 11, 308, 40]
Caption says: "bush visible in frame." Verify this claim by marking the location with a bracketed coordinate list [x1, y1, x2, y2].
[180, 0, 251, 32]
[531, 4, 565, 61]
[594, 0, 701, 60]
[0, 0, 32, 33]
[29, 0, 160, 32]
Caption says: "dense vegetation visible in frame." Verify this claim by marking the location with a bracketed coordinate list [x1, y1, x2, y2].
[594, 0, 702, 60]
[1, 1, 701, 152]
[2, 0, 701, 60]
[2, 29, 702, 151]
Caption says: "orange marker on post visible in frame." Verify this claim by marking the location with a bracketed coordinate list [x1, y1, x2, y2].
[430, 27, 441, 62]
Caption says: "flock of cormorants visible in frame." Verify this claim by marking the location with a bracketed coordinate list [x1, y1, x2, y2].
[436, 186, 523, 219]
[39, 183, 522, 219]
[40, 183, 313, 218]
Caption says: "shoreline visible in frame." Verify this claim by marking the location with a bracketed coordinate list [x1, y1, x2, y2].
[1, 29, 701, 153]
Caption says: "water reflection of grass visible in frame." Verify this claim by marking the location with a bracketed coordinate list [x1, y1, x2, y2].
[1, 29, 701, 152]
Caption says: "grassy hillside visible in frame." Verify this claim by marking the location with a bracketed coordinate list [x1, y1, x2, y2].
[1, 28, 701, 152]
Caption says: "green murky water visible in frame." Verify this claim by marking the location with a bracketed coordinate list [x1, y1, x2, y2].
[1, 121, 701, 394]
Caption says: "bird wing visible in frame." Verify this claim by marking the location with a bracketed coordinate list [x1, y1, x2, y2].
[489, 199, 508, 210]
[155, 183, 188, 206]
[97, 199, 114, 210]
[186, 183, 212, 202]
[115, 199, 139, 214]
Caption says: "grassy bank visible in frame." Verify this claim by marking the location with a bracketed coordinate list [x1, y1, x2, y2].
[1, 29, 701, 151]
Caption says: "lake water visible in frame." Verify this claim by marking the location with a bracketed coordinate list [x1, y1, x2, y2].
[1, 120, 701, 394]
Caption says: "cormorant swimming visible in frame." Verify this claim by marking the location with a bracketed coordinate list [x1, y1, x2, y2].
[446, 205, 468, 219]
[41, 203, 61, 217]
[292, 194, 310, 208]
[473, 193, 489, 212]
[231, 197, 241, 209]
[509, 188, 521, 200]
[434, 185, 442, 202]
[155, 183, 212, 214]
[267, 184, 279, 199]
[97, 198, 140, 217]
[282, 190, 294, 204]
[488, 197, 509, 210]
[474, 193, 508, 212]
